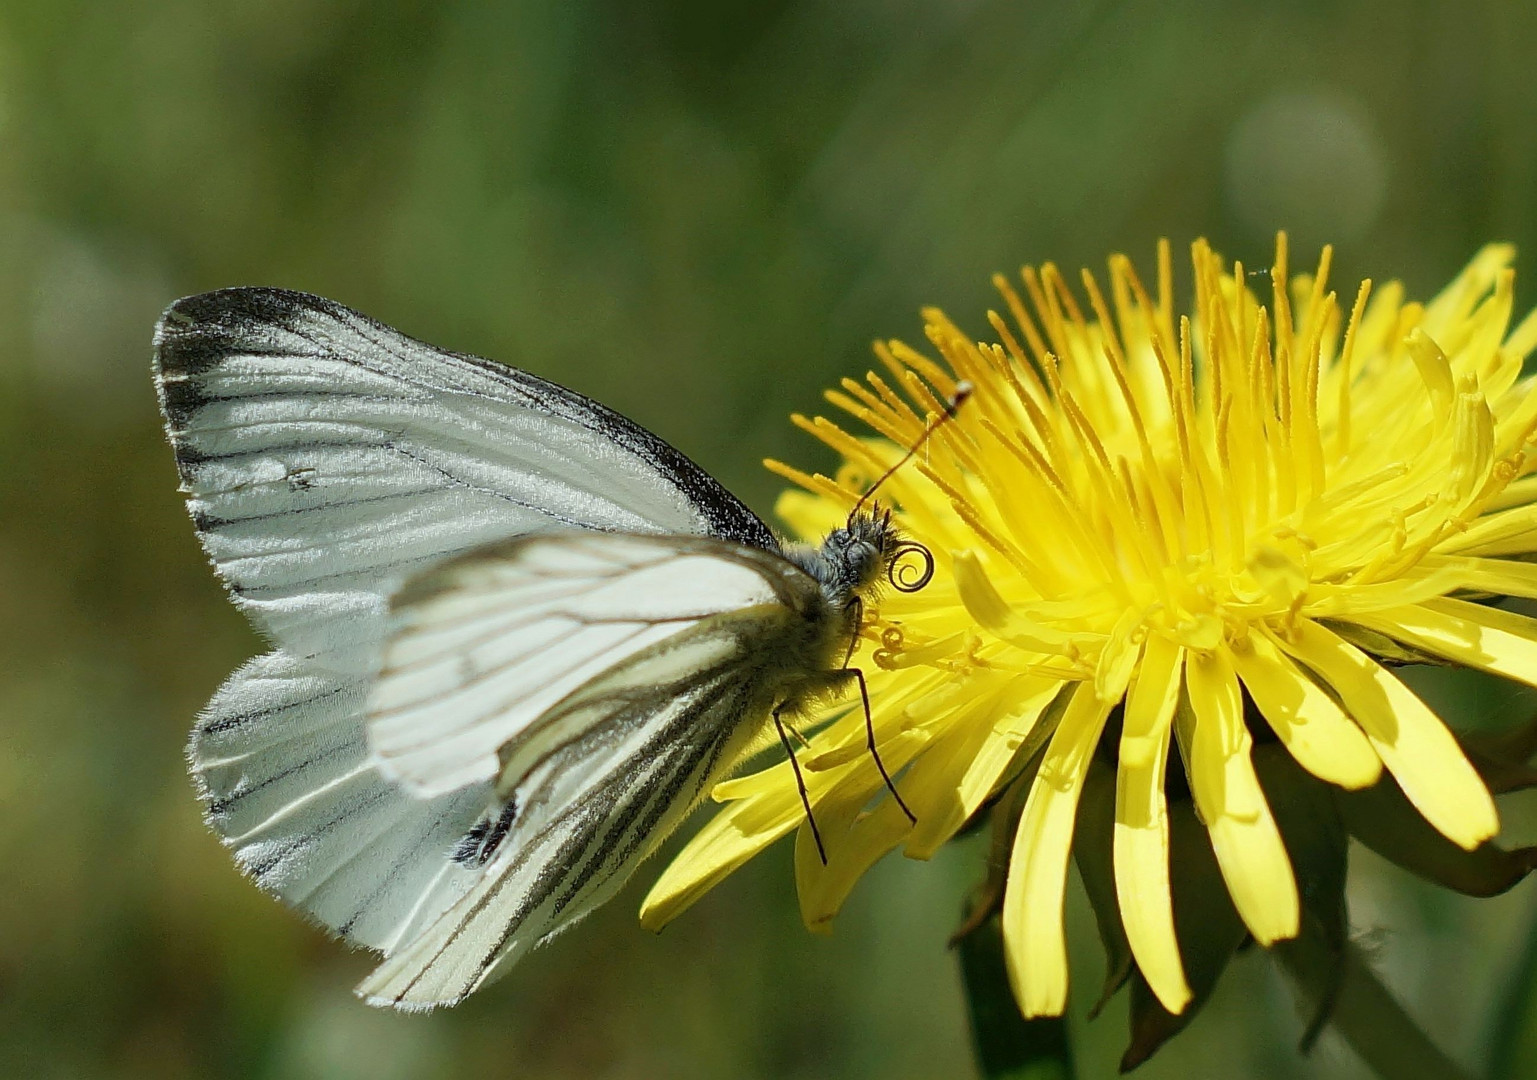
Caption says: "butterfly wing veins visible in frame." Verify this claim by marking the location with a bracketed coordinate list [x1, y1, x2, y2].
[153, 287, 924, 1010]
[357, 531, 837, 1008]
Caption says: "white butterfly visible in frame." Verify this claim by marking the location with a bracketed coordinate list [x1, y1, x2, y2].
[154, 288, 947, 1010]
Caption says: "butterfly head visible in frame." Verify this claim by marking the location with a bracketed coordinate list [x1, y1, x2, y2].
[811, 506, 934, 606]
[808, 380, 966, 608]
[789, 383, 965, 614]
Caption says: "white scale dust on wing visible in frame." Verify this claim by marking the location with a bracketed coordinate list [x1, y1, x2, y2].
[153, 287, 774, 675]
[367, 532, 788, 799]
[190, 651, 486, 953]
[154, 288, 779, 958]
[356, 536, 812, 1009]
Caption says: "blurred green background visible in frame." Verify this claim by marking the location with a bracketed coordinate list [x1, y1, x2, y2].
[5, 0, 1537, 1077]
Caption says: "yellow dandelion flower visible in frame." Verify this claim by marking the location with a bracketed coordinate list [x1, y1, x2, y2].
[642, 236, 1537, 1029]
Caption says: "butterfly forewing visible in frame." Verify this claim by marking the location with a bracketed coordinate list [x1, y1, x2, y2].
[366, 532, 788, 798]
[190, 650, 487, 952]
[153, 288, 775, 672]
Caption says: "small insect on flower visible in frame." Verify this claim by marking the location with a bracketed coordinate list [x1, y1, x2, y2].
[153, 288, 956, 1009]
[641, 237, 1537, 1050]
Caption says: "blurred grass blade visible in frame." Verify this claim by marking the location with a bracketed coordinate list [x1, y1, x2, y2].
[1486, 905, 1537, 1079]
[956, 912, 1074, 1080]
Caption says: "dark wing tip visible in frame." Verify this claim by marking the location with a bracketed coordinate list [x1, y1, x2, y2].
[153, 288, 348, 464]
[153, 287, 337, 378]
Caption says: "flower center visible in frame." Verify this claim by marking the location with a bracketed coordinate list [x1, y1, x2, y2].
[816, 238, 1535, 678]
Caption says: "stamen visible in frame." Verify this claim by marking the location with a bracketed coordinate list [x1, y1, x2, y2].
[1022, 267, 1065, 361]
[890, 335, 960, 399]
[763, 458, 858, 507]
[1080, 268, 1129, 374]
[865, 363, 925, 429]
[825, 389, 914, 450]
[838, 376, 906, 431]
[992, 271, 1051, 367]
[1333, 279, 1373, 458]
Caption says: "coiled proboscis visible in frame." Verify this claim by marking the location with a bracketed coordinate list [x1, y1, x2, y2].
[888, 540, 935, 592]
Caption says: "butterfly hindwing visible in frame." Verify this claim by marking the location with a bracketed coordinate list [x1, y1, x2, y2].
[190, 649, 487, 953]
[356, 566, 809, 1009]
[367, 531, 799, 798]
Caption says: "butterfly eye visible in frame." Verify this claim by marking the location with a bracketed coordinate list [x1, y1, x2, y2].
[847, 540, 879, 578]
[888, 540, 935, 592]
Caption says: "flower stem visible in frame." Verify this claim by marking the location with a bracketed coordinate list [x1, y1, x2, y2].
[1275, 935, 1470, 1080]
[955, 909, 1074, 1080]
[1484, 903, 1537, 1079]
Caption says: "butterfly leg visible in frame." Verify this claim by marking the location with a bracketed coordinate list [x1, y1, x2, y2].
[773, 703, 828, 866]
[782, 717, 813, 750]
[834, 665, 917, 825]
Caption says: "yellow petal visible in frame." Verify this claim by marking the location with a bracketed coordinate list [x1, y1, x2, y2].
[1273, 619, 1497, 850]
[1227, 634, 1381, 789]
[1503, 301, 1537, 363]
[954, 549, 1097, 652]
[1113, 634, 1191, 1014]
[640, 798, 799, 931]
[1303, 561, 1469, 617]
[1001, 682, 1114, 1017]
[787, 717, 943, 927]
[642, 720, 883, 929]
[795, 796, 913, 932]
[1422, 243, 1515, 335]
[905, 675, 1065, 859]
[1184, 648, 1300, 945]
[1407, 559, 1537, 599]
[1442, 379, 1495, 510]
[1486, 472, 1537, 513]
[1348, 596, 1537, 691]
[1406, 329, 1456, 421]
[1095, 607, 1144, 702]
[1441, 501, 1537, 556]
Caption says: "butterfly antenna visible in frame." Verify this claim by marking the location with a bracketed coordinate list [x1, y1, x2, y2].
[845, 380, 973, 527]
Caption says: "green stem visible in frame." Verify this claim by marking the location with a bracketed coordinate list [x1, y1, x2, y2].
[1484, 905, 1537, 1080]
[955, 910, 1074, 1080]
[1275, 935, 1471, 1080]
